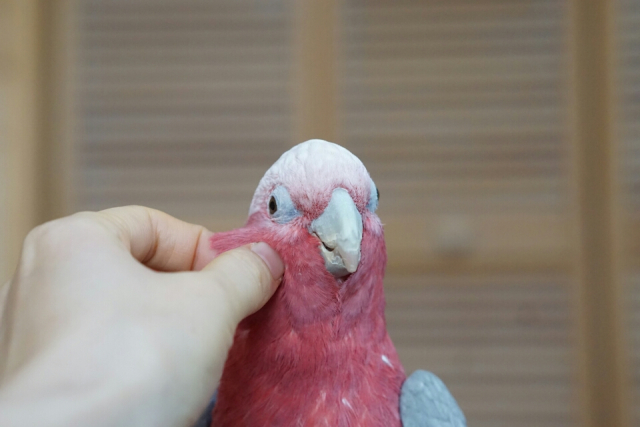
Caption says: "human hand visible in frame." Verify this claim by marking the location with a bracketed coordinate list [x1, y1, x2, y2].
[0, 206, 283, 427]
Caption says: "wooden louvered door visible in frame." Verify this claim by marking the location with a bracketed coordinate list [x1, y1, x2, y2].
[339, 2, 574, 426]
[618, 0, 640, 424]
[71, 0, 294, 230]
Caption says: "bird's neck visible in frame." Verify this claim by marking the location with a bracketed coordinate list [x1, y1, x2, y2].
[217, 274, 405, 427]
[248, 263, 387, 335]
[235, 270, 394, 374]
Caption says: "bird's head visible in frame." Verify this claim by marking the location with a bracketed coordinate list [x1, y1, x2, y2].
[211, 139, 385, 325]
[248, 139, 380, 278]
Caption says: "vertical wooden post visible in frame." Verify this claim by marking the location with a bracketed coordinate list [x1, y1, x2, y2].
[293, 0, 338, 143]
[38, 0, 76, 220]
[0, 0, 11, 282]
[0, 0, 43, 282]
[570, 0, 630, 426]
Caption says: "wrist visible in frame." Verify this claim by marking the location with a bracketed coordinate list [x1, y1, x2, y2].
[0, 323, 186, 427]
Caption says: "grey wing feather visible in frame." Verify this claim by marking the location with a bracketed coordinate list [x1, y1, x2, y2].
[400, 370, 466, 427]
[192, 390, 217, 427]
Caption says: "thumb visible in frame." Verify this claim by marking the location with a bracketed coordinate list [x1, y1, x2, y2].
[200, 242, 284, 323]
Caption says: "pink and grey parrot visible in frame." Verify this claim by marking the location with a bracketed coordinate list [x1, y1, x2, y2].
[196, 139, 465, 427]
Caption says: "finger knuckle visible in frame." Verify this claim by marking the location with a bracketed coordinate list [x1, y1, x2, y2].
[24, 213, 105, 253]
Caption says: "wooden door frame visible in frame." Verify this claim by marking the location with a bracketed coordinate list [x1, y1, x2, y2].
[569, 0, 631, 426]
[0, 0, 44, 282]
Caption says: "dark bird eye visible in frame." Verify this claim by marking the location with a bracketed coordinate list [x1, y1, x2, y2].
[268, 196, 278, 215]
[376, 188, 380, 201]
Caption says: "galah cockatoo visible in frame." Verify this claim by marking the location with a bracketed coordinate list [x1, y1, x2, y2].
[198, 140, 465, 427]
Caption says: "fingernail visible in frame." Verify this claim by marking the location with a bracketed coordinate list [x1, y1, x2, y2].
[250, 242, 284, 280]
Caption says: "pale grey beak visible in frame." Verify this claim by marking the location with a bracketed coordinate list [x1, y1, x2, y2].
[309, 188, 363, 278]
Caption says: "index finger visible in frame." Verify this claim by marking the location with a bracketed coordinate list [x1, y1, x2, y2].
[95, 206, 215, 272]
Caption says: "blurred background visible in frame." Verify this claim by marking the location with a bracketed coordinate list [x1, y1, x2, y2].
[1, 0, 639, 426]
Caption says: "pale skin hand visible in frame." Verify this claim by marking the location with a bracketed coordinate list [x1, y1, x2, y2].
[0, 206, 284, 427]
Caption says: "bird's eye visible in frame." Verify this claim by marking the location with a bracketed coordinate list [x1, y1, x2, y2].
[367, 181, 379, 212]
[269, 196, 278, 215]
[267, 186, 300, 223]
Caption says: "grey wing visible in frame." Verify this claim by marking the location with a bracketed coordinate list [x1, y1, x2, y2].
[192, 390, 217, 427]
[400, 370, 466, 427]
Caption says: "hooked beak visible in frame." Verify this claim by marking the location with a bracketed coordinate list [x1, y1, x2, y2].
[309, 188, 363, 278]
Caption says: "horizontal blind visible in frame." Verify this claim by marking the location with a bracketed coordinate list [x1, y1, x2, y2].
[73, 0, 293, 222]
[385, 275, 572, 427]
[340, 0, 569, 215]
[618, 0, 640, 423]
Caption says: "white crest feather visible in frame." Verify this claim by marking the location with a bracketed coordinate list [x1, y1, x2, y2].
[249, 139, 373, 217]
